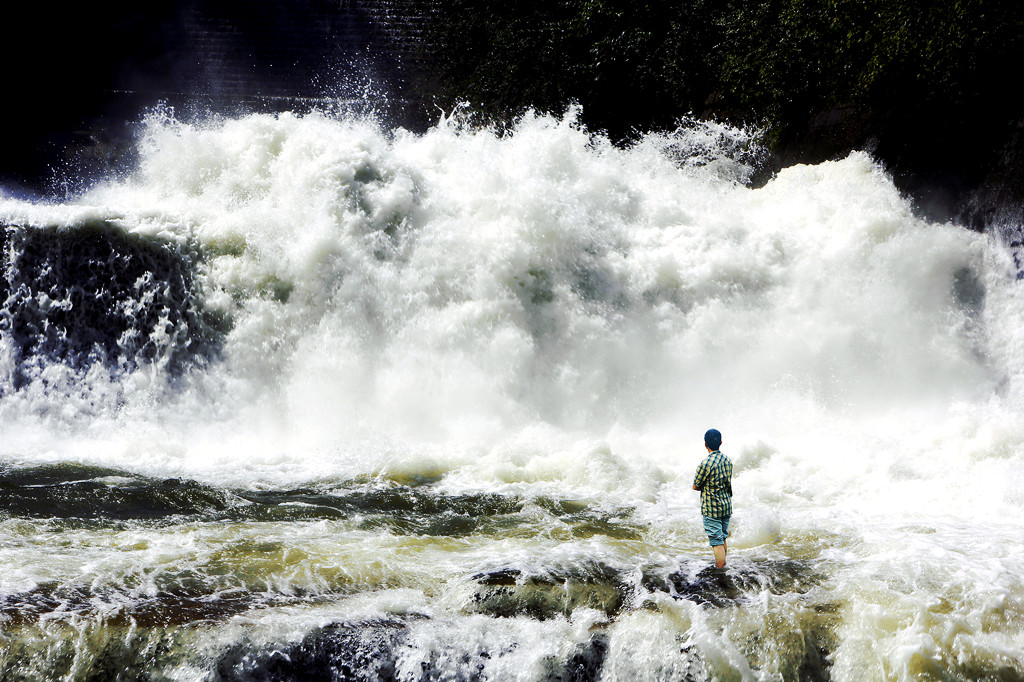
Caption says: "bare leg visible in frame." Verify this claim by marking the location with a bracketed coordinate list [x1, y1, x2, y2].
[713, 541, 727, 568]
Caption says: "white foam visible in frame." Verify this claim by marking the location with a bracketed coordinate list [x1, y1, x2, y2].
[1, 108, 1023, 547]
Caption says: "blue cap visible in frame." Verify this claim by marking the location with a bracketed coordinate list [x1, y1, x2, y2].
[704, 428, 722, 450]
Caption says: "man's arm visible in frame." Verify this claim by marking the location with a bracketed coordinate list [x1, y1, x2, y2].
[693, 461, 706, 491]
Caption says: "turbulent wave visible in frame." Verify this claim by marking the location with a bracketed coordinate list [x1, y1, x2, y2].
[1, 106, 1023, 680]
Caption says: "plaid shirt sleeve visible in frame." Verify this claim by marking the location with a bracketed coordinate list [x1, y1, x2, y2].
[693, 459, 709, 490]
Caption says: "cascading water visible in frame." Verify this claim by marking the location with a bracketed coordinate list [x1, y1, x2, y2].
[1, 105, 1022, 681]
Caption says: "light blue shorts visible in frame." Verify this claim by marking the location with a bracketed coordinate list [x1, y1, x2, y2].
[702, 515, 731, 546]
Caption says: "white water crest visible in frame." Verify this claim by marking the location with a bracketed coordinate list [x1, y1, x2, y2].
[2, 106, 1023, 680]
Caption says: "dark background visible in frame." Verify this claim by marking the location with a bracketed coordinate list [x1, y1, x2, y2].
[3, 0, 1022, 229]
[1, 0, 424, 194]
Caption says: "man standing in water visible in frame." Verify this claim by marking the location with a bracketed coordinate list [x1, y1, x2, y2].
[693, 428, 733, 568]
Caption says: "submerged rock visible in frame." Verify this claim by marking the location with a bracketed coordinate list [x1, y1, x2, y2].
[0, 463, 233, 521]
[641, 559, 823, 608]
[469, 558, 823, 618]
[217, 619, 409, 682]
[0, 221, 223, 391]
[0, 582, 300, 629]
[467, 565, 626, 620]
[216, 619, 614, 682]
[559, 632, 609, 682]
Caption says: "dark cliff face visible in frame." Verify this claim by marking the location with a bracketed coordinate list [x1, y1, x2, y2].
[3, 0, 1022, 229]
[0, 222, 224, 393]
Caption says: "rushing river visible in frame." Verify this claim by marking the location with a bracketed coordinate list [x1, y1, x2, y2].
[1, 106, 1022, 681]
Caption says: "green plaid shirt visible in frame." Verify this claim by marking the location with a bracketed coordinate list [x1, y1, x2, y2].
[693, 450, 733, 518]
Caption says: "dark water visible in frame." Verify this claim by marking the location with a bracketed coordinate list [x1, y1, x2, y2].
[0, 461, 833, 681]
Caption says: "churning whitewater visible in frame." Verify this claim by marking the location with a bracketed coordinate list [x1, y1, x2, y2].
[1, 107, 1023, 680]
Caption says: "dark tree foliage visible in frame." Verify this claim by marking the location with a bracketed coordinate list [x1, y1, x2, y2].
[428, 0, 724, 137]
[429, 0, 1022, 140]
[425, 0, 1024, 218]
